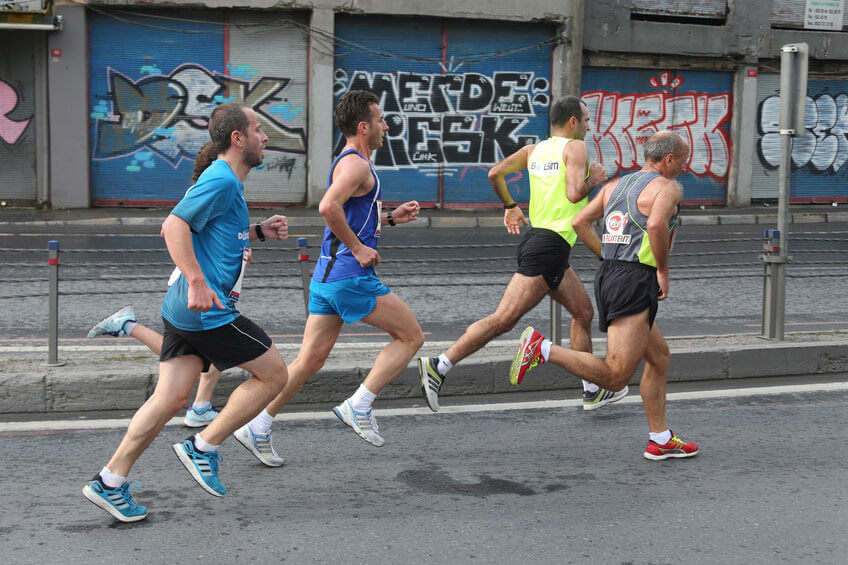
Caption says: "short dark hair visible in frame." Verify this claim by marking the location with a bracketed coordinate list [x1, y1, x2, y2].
[192, 102, 249, 182]
[335, 90, 379, 137]
[644, 130, 687, 162]
[550, 96, 585, 128]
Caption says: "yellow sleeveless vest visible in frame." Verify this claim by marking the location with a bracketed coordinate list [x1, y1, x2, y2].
[527, 137, 587, 246]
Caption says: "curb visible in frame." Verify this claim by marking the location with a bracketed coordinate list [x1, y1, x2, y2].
[2, 336, 846, 413]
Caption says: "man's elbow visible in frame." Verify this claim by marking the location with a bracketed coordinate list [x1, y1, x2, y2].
[317, 199, 333, 219]
[487, 167, 503, 185]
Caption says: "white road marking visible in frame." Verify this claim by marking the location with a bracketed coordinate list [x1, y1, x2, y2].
[2, 381, 847, 433]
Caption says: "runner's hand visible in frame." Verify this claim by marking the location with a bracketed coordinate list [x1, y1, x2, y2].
[353, 245, 381, 267]
[188, 281, 226, 311]
[392, 201, 420, 224]
[504, 206, 528, 235]
[657, 270, 669, 301]
[588, 162, 607, 188]
[245, 248, 253, 264]
[262, 215, 288, 240]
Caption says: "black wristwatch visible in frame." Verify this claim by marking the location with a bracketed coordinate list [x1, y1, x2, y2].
[504, 202, 517, 210]
[387, 211, 396, 226]
[255, 221, 265, 241]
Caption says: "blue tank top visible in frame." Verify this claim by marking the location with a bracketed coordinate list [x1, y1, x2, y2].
[313, 149, 381, 283]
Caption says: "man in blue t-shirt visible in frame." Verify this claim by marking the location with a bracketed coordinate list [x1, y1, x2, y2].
[83, 102, 290, 523]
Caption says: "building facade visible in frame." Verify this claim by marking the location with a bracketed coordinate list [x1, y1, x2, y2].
[1, 0, 846, 208]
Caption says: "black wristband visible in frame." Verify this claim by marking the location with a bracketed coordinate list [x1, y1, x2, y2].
[387, 211, 396, 226]
[504, 202, 517, 210]
[255, 221, 265, 241]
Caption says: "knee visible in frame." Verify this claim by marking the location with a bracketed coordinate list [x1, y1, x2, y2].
[574, 303, 594, 327]
[153, 390, 191, 415]
[265, 362, 288, 391]
[650, 342, 671, 371]
[409, 326, 425, 351]
[606, 363, 633, 392]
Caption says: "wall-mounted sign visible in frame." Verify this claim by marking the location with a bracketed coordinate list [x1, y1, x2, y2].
[804, 0, 844, 30]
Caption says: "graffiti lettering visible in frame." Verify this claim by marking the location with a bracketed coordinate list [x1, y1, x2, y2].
[758, 93, 848, 173]
[262, 156, 298, 180]
[93, 64, 307, 166]
[583, 89, 731, 181]
[334, 70, 549, 168]
[0, 80, 31, 146]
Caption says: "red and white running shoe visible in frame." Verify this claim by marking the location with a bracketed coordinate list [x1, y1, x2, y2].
[643, 431, 699, 460]
[509, 326, 546, 385]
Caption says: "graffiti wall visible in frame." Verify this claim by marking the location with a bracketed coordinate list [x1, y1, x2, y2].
[752, 73, 848, 201]
[582, 68, 733, 204]
[334, 15, 553, 206]
[89, 10, 308, 206]
[0, 35, 36, 201]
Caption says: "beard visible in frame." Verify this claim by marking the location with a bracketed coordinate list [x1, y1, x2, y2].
[245, 146, 263, 168]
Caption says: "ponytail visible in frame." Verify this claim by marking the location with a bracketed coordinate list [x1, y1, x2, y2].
[192, 141, 218, 182]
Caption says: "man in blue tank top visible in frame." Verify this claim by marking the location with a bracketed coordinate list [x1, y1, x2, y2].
[235, 90, 423, 458]
[82, 103, 291, 522]
[511, 130, 700, 461]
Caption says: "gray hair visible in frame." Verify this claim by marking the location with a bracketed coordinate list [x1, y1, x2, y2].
[643, 131, 687, 162]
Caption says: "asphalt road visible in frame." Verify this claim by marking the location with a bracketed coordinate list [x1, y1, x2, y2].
[0, 223, 846, 342]
[1, 381, 846, 563]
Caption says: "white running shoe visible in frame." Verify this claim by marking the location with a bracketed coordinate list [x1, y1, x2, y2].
[582, 386, 629, 411]
[233, 424, 285, 467]
[332, 400, 384, 447]
[418, 356, 444, 412]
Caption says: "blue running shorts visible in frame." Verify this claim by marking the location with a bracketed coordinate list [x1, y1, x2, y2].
[308, 274, 391, 324]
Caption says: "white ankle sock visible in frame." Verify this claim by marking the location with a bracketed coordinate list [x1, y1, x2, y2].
[123, 321, 137, 335]
[249, 409, 275, 435]
[583, 380, 599, 393]
[194, 433, 220, 453]
[349, 384, 376, 412]
[99, 466, 126, 489]
[437, 354, 453, 375]
[540, 339, 552, 362]
[650, 429, 672, 445]
[192, 400, 211, 411]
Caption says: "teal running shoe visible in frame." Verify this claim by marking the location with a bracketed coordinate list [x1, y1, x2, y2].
[184, 405, 219, 428]
[87, 306, 136, 338]
[173, 437, 226, 497]
[82, 475, 148, 522]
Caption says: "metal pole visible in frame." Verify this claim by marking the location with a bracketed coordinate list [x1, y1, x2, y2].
[549, 298, 562, 346]
[297, 237, 311, 317]
[761, 43, 806, 340]
[773, 131, 793, 340]
[46, 240, 65, 366]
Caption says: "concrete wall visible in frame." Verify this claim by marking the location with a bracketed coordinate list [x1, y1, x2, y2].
[24, 1, 848, 207]
[47, 3, 89, 208]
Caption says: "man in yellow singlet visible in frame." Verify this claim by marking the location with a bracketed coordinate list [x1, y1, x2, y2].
[417, 95, 622, 412]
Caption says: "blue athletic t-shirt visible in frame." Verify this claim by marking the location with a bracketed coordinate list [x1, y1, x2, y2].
[161, 159, 250, 331]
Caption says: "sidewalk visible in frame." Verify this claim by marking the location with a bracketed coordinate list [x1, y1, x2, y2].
[1, 203, 848, 228]
[1, 203, 846, 414]
[1, 332, 846, 414]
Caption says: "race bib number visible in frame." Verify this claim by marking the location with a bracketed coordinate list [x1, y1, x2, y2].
[228, 247, 250, 302]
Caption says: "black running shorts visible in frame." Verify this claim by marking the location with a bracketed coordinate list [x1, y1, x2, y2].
[516, 227, 572, 290]
[594, 260, 659, 333]
[160, 315, 272, 371]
